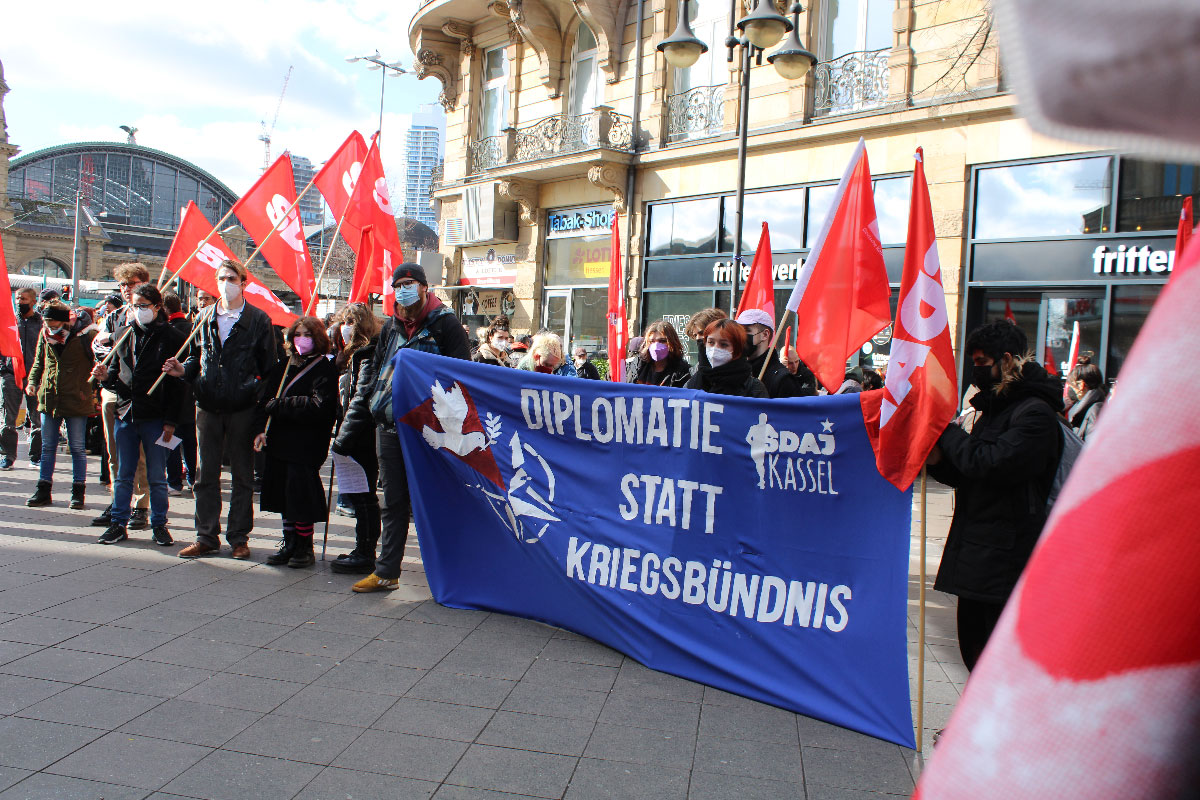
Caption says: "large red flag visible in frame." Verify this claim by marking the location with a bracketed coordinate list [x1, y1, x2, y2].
[1176, 195, 1193, 261]
[314, 131, 369, 249]
[0, 233, 25, 386]
[864, 148, 957, 491]
[606, 212, 626, 382]
[164, 203, 297, 327]
[347, 225, 395, 317]
[786, 138, 891, 392]
[913, 240, 1200, 799]
[231, 153, 316, 310]
[735, 221, 776, 320]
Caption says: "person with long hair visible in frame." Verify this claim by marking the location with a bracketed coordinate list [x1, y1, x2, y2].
[1066, 356, 1106, 440]
[624, 320, 691, 387]
[472, 321, 515, 368]
[252, 317, 339, 568]
[684, 319, 768, 398]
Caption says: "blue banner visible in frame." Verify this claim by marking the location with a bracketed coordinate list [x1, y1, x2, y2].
[392, 350, 915, 748]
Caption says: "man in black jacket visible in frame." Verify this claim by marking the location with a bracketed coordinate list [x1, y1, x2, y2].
[736, 309, 817, 398]
[332, 263, 470, 592]
[163, 259, 277, 559]
[926, 320, 1063, 670]
[0, 287, 42, 469]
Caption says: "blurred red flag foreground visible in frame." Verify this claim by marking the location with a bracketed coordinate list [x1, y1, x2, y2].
[913, 242, 1200, 798]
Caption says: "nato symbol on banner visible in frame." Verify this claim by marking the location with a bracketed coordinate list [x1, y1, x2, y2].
[400, 380, 559, 544]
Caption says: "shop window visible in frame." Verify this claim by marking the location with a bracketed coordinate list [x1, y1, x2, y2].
[974, 157, 1114, 239]
[545, 234, 612, 285]
[22, 258, 69, 278]
[1107, 285, 1161, 379]
[873, 176, 911, 245]
[806, 184, 835, 247]
[723, 188, 806, 253]
[1043, 294, 1104, 378]
[980, 292, 1039, 358]
[647, 198, 721, 256]
[569, 22, 601, 117]
[1117, 159, 1200, 232]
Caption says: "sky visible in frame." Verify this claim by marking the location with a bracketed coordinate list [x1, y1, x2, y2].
[2, 0, 441, 203]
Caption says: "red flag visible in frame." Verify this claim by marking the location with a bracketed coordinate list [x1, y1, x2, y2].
[735, 222, 776, 320]
[864, 148, 957, 491]
[1043, 345, 1059, 376]
[314, 131, 369, 248]
[913, 241, 1200, 800]
[782, 325, 792, 363]
[164, 203, 298, 327]
[1175, 195, 1193, 261]
[1004, 300, 1016, 324]
[0, 233, 25, 386]
[606, 212, 626, 382]
[786, 138, 891, 392]
[231, 153, 316, 310]
[347, 225, 395, 317]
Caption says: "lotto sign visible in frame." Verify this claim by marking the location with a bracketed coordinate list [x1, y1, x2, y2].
[392, 351, 916, 747]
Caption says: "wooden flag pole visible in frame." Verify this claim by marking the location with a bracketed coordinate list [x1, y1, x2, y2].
[262, 360, 293, 436]
[157, 205, 238, 290]
[916, 465, 929, 753]
[758, 308, 793, 381]
[89, 308, 136, 384]
[146, 304, 216, 395]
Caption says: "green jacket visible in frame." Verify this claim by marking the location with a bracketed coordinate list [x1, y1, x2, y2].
[27, 323, 98, 419]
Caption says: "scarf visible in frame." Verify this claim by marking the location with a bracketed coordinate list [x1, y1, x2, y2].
[398, 293, 443, 340]
[697, 356, 753, 396]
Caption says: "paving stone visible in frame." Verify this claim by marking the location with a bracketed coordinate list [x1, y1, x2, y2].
[7, 553, 108, 578]
[332, 730, 468, 782]
[801, 745, 915, 795]
[265, 627, 372, 660]
[687, 770, 805, 800]
[407, 669, 516, 709]
[139, 636, 257, 671]
[796, 715, 909, 757]
[224, 646, 337, 683]
[305, 609, 397, 638]
[177, 673, 305, 713]
[39, 586, 171, 624]
[0, 767, 30, 794]
[222, 713, 365, 765]
[806, 784, 913, 799]
[313, 659, 425, 696]
[0, 673, 69, 716]
[501, 682, 608, 722]
[0, 646, 127, 683]
[445, 744, 577, 799]
[110, 608, 218, 635]
[0, 717, 106, 770]
[18, 685, 164, 729]
[433, 787, 544, 800]
[693, 736, 805, 783]
[0, 772, 149, 800]
[84, 659, 214, 698]
[373, 698, 496, 742]
[274, 684, 396, 727]
[564, 757, 689, 800]
[44, 730, 211, 790]
[405, 601, 489, 629]
[163, 749, 322, 800]
[477, 710, 595, 757]
[187, 617, 294, 647]
[293, 766, 437, 800]
[584, 722, 695, 768]
[57, 625, 176, 658]
[350, 637, 457, 669]
[697, 700, 800, 745]
[120, 699, 262, 747]
[434, 645, 537, 681]
[521, 658, 618, 693]
[456, 629, 553, 658]
[538, 638, 624, 667]
[598, 693, 701, 734]
[378, 619, 473, 649]
[0, 615, 96, 646]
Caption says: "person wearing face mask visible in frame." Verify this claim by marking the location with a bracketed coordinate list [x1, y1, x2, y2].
[161, 292, 196, 497]
[0, 287, 42, 470]
[573, 347, 601, 380]
[251, 318, 339, 568]
[623, 321, 690, 387]
[91, 285, 185, 546]
[924, 320, 1063, 673]
[735, 309, 817, 398]
[162, 259, 278, 560]
[684, 319, 769, 398]
[24, 301, 98, 508]
[516, 332, 578, 376]
[472, 322, 515, 368]
[332, 263, 470, 592]
[684, 308, 727, 373]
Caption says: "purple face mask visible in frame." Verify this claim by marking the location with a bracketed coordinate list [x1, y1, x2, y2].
[648, 342, 669, 362]
[292, 336, 314, 355]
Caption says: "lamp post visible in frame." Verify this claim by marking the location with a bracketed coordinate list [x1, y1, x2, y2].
[659, 1, 815, 312]
[346, 51, 409, 143]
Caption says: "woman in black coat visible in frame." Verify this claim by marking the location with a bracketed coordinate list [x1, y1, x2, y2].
[253, 316, 339, 568]
[684, 319, 769, 398]
[624, 320, 691, 388]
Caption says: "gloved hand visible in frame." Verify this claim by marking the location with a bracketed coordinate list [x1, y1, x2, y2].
[264, 398, 280, 415]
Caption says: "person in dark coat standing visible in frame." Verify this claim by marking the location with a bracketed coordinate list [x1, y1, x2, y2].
[162, 291, 196, 495]
[572, 347, 602, 380]
[252, 317, 339, 568]
[684, 319, 769, 398]
[472, 322, 514, 368]
[735, 309, 817, 398]
[624, 321, 690, 387]
[0, 287, 42, 469]
[91, 285, 185, 546]
[332, 263, 471, 593]
[926, 320, 1063, 671]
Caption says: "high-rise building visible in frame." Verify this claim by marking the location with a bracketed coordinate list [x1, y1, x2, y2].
[399, 104, 445, 229]
[288, 154, 321, 226]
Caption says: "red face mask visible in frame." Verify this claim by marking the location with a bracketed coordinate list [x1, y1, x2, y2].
[534, 365, 554, 374]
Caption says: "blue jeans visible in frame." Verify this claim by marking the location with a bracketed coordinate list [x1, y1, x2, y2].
[112, 417, 169, 527]
[38, 414, 87, 484]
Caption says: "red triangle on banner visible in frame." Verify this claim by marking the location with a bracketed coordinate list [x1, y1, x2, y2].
[399, 381, 505, 489]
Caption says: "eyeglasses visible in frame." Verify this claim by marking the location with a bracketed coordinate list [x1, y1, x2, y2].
[394, 280, 419, 289]
[118, 282, 141, 288]
[131, 303, 154, 310]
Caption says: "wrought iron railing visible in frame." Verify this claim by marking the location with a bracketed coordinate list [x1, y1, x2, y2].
[666, 85, 726, 142]
[812, 48, 890, 117]
[468, 137, 505, 174]
[467, 108, 635, 173]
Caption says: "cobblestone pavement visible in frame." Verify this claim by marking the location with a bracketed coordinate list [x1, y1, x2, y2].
[0, 456, 961, 799]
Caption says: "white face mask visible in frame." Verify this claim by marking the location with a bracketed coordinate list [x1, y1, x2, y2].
[707, 347, 733, 368]
[134, 307, 156, 327]
[339, 324, 355, 345]
[219, 280, 242, 304]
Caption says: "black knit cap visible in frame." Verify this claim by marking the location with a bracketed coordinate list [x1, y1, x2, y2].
[391, 263, 427, 287]
[43, 304, 70, 323]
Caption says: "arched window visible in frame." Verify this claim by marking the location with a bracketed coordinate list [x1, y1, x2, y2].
[22, 258, 69, 278]
[569, 22, 601, 117]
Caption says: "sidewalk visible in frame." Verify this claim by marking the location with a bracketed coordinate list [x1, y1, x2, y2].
[0, 459, 961, 799]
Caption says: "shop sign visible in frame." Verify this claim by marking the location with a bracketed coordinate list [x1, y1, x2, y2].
[463, 289, 517, 317]
[546, 205, 615, 239]
[461, 246, 517, 287]
[644, 250, 904, 289]
[971, 237, 1175, 283]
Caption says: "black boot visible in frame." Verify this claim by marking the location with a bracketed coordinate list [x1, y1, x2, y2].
[91, 503, 113, 527]
[69, 482, 85, 510]
[287, 534, 315, 569]
[26, 480, 52, 507]
[331, 503, 379, 574]
[265, 530, 294, 566]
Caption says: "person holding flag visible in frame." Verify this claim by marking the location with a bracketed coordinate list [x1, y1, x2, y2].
[737, 309, 816, 398]
[0, 287, 41, 470]
[162, 258, 278, 560]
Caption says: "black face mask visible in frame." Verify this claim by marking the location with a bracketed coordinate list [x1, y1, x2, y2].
[971, 364, 996, 392]
[17, 304, 30, 316]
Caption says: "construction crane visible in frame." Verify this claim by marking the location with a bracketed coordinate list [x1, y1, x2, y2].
[259, 66, 293, 172]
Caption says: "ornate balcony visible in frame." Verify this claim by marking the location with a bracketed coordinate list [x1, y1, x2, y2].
[666, 85, 726, 142]
[467, 107, 634, 175]
[812, 48, 890, 118]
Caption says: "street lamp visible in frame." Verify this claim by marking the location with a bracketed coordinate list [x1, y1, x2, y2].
[658, 1, 816, 312]
[346, 51, 409, 142]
